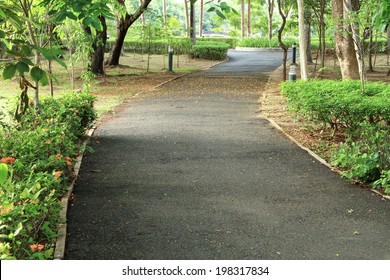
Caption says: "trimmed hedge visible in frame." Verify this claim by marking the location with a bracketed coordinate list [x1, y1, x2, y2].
[189, 41, 230, 60]
[281, 80, 390, 191]
[106, 37, 236, 56]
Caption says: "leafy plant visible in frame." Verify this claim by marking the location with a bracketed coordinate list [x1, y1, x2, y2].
[0, 92, 96, 260]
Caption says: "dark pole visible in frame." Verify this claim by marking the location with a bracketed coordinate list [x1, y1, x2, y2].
[289, 42, 297, 81]
[168, 46, 173, 72]
[292, 42, 297, 64]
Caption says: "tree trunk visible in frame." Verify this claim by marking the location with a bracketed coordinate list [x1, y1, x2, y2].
[106, 0, 152, 66]
[247, 0, 251, 36]
[332, 0, 359, 79]
[163, 0, 167, 23]
[184, 0, 189, 37]
[277, 0, 289, 81]
[344, 0, 366, 87]
[387, 25, 390, 66]
[267, 0, 274, 39]
[190, 1, 196, 44]
[305, 22, 313, 64]
[241, 0, 245, 38]
[90, 15, 107, 75]
[199, 0, 203, 37]
[298, 0, 308, 80]
[319, 0, 326, 69]
[139, 0, 145, 27]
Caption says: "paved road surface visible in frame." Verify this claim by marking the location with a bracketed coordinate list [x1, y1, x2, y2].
[65, 50, 390, 260]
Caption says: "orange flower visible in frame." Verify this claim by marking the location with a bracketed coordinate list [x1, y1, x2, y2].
[54, 171, 63, 179]
[30, 244, 44, 252]
[65, 157, 72, 166]
[55, 154, 63, 160]
[1, 157, 16, 164]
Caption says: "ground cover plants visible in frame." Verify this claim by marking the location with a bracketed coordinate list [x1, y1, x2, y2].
[0, 93, 96, 259]
[281, 80, 390, 193]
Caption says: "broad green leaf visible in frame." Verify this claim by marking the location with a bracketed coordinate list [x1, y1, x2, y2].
[21, 45, 32, 56]
[216, 10, 226, 20]
[20, 188, 30, 199]
[0, 163, 8, 185]
[3, 64, 17, 80]
[82, 17, 92, 27]
[16, 61, 30, 74]
[40, 72, 49, 86]
[0, 30, 5, 38]
[21, 58, 34, 66]
[30, 66, 45, 82]
[48, 9, 58, 16]
[66, 12, 77, 20]
[90, 19, 102, 31]
[207, 7, 216, 12]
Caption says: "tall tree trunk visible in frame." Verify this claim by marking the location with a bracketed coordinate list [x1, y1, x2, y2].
[345, 0, 366, 88]
[298, 0, 308, 80]
[277, 0, 290, 81]
[387, 24, 390, 66]
[139, 0, 145, 27]
[304, 23, 313, 64]
[247, 0, 251, 36]
[190, 1, 196, 44]
[184, 0, 189, 37]
[90, 16, 107, 75]
[319, 0, 326, 69]
[106, 0, 152, 66]
[267, 0, 274, 39]
[199, 0, 203, 37]
[241, 0, 245, 38]
[332, 0, 359, 79]
[163, 0, 167, 23]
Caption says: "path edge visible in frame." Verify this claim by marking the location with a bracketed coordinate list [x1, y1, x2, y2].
[53, 127, 96, 260]
[264, 117, 390, 200]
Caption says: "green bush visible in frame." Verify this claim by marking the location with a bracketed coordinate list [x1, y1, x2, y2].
[0, 93, 96, 259]
[237, 36, 297, 48]
[189, 41, 230, 60]
[281, 80, 390, 191]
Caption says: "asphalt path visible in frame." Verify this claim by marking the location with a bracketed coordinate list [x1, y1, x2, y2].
[65, 50, 390, 260]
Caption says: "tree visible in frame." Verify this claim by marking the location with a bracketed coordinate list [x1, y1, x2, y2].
[105, 0, 152, 67]
[189, 0, 196, 43]
[241, 0, 245, 37]
[199, 0, 204, 37]
[277, 0, 294, 80]
[247, 0, 251, 36]
[266, 0, 275, 39]
[297, 0, 308, 80]
[331, 0, 359, 79]
[184, 0, 190, 36]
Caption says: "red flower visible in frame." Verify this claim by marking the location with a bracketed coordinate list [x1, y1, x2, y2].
[65, 157, 72, 166]
[54, 171, 63, 179]
[30, 244, 44, 252]
[0, 157, 16, 164]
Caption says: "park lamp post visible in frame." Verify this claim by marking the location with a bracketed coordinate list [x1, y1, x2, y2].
[168, 45, 174, 72]
[288, 42, 297, 81]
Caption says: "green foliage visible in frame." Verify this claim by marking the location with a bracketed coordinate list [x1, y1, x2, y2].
[189, 41, 230, 60]
[281, 80, 390, 129]
[0, 92, 96, 260]
[238, 36, 297, 48]
[331, 123, 389, 184]
[281, 80, 390, 190]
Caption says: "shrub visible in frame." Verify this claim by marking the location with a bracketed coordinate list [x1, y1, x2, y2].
[237, 36, 297, 48]
[0, 93, 96, 259]
[189, 41, 230, 60]
[281, 80, 390, 190]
